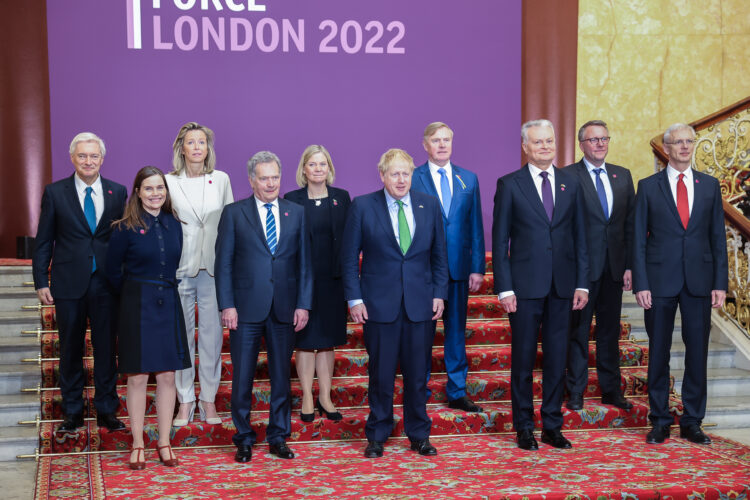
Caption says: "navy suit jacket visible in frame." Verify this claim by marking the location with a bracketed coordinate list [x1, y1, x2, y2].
[341, 189, 449, 323]
[563, 160, 635, 282]
[632, 169, 728, 297]
[32, 174, 127, 299]
[214, 196, 313, 324]
[411, 163, 485, 280]
[492, 165, 589, 299]
[284, 186, 351, 278]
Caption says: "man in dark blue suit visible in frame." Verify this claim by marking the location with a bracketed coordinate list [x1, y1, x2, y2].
[215, 151, 312, 463]
[564, 120, 635, 412]
[492, 120, 589, 450]
[33, 132, 128, 433]
[412, 122, 485, 413]
[342, 148, 449, 458]
[633, 124, 727, 445]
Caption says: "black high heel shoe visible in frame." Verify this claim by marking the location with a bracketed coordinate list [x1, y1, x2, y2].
[300, 411, 314, 422]
[316, 399, 343, 421]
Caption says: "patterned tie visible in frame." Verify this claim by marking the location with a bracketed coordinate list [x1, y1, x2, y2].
[396, 200, 411, 254]
[84, 186, 97, 272]
[438, 167, 452, 216]
[593, 168, 609, 220]
[264, 203, 277, 254]
[676, 173, 689, 229]
[540, 170, 554, 221]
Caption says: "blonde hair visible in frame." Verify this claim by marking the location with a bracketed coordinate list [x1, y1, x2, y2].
[171, 122, 216, 175]
[377, 148, 415, 174]
[296, 145, 336, 187]
[423, 122, 454, 143]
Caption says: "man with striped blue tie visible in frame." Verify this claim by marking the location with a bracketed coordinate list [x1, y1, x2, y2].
[215, 151, 313, 463]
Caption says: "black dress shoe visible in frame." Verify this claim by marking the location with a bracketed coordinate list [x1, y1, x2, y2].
[448, 396, 483, 413]
[566, 393, 583, 411]
[541, 428, 572, 449]
[410, 438, 438, 456]
[268, 441, 295, 459]
[57, 414, 84, 433]
[680, 424, 711, 444]
[601, 393, 633, 410]
[516, 429, 538, 450]
[96, 413, 126, 431]
[235, 445, 252, 463]
[646, 425, 671, 444]
[364, 440, 384, 458]
[300, 411, 314, 423]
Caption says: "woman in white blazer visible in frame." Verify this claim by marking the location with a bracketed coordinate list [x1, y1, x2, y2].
[166, 122, 233, 426]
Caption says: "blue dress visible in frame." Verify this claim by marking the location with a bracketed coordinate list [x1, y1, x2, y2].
[105, 211, 191, 373]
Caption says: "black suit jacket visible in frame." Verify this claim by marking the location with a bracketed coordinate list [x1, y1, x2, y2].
[283, 186, 351, 278]
[632, 169, 728, 297]
[214, 196, 313, 324]
[32, 174, 127, 299]
[492, 165, 589, 299]
[563, 160, 635, 282]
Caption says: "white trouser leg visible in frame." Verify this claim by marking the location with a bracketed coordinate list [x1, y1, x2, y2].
[195, 270, 223, 403]
[175, 275, 197, 403]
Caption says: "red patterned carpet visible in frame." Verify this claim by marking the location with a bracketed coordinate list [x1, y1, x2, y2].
[34, 430, 750, 499]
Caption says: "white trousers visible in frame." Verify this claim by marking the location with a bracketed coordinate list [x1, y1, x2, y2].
[175, 270, 223, 403]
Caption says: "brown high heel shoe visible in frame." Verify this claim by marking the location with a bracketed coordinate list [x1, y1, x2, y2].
[129, 447, 145, 470]
[157, 444, 179, 467]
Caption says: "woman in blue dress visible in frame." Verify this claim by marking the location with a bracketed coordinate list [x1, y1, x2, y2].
[105, 166, 190, 470]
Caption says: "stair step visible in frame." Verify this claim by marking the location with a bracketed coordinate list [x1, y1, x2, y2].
[0, 267, 33, 288]
[0, 364, 40, 396]
[703, 395, 750, 428]
[0, 287, 38, 313]
[0, 394, 39, 426]
[673, 367, 750, 397]
[0, 337, 40, 365]
[0, 311, 41, 338]
[0, 425, 37, 461]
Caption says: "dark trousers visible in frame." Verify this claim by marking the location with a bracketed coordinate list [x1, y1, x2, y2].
[230, 313, 295, 446]
[509, 288, 571, 431]
[364, 302, 434, 443]
[645, 285, 712, 428]
[54, 270, 118, 416]
[567, 257, 624, 396]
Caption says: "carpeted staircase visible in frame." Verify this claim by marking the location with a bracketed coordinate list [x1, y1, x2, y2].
[33, 254, 685, 454]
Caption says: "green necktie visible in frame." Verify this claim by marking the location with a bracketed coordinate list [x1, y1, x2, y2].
[397, 200, 411, 254]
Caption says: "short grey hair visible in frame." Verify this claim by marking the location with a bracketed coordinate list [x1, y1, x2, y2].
[521, 119, 555, 144]
[247, 151, 281, 179]
[577, 120, 609, 142]
[663, 123, 696, 144]
[69, 132, 106, 157]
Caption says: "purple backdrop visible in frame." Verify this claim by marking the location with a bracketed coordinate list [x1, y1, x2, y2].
[47, 0, 521, 246]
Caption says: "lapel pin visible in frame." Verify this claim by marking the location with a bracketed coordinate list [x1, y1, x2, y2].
[456, 175, 467, 189]
[284, 212, 289, 216]
[560, 183, 566, 191]
[695, 179, 699, 183]
[209, 180, 212, 184]
[419, 204, 424, 208]
[612, 174, 617, 178]
[333, 199, 338, 206]
[139, 229, 145, 234]
[108, 190, 112, 194]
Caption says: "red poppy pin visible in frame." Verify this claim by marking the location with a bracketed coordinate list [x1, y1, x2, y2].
[209, 180, 212, 184]
[612, 174, 617, 179]
[560, 184, 566, 191]
[108, 190, 112, 194]
[333, 199, 338, 206]
[696, 179, 699, 183]
[284, 212, 289, 216]
[139, 229, 145, 234]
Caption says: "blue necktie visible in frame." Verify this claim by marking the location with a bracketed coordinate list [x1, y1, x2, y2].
[84, 186, 97, 272]
[540, 171, 553, 221]
[264, 203, 277, 254]
[593, 168, 609, 220]
[438, 167, 452, 216]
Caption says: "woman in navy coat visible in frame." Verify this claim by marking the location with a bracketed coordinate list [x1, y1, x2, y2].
[105, 166, 190, 470]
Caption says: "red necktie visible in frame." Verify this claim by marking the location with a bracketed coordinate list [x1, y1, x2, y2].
[677, 173, 689, 229]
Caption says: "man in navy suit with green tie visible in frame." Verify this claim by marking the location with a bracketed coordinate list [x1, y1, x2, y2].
[412, 122, 486, 412]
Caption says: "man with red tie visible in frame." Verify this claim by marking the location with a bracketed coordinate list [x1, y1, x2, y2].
[633, 123, 728, 445]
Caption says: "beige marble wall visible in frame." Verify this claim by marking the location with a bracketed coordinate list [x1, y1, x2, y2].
[576, 0, 750, 183]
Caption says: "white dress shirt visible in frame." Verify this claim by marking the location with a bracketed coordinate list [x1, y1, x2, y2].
[74, 173, 104, 226]
[583, 158, 613, 218]
[428, 161, 454, 206]
[255, 196, 280, 240]
[666, 164, 694, 214]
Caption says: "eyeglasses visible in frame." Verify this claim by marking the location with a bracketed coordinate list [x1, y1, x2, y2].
[582, 137, 610, 145]
[665, 139, 695, 146]
[76, 154, 101, 161]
